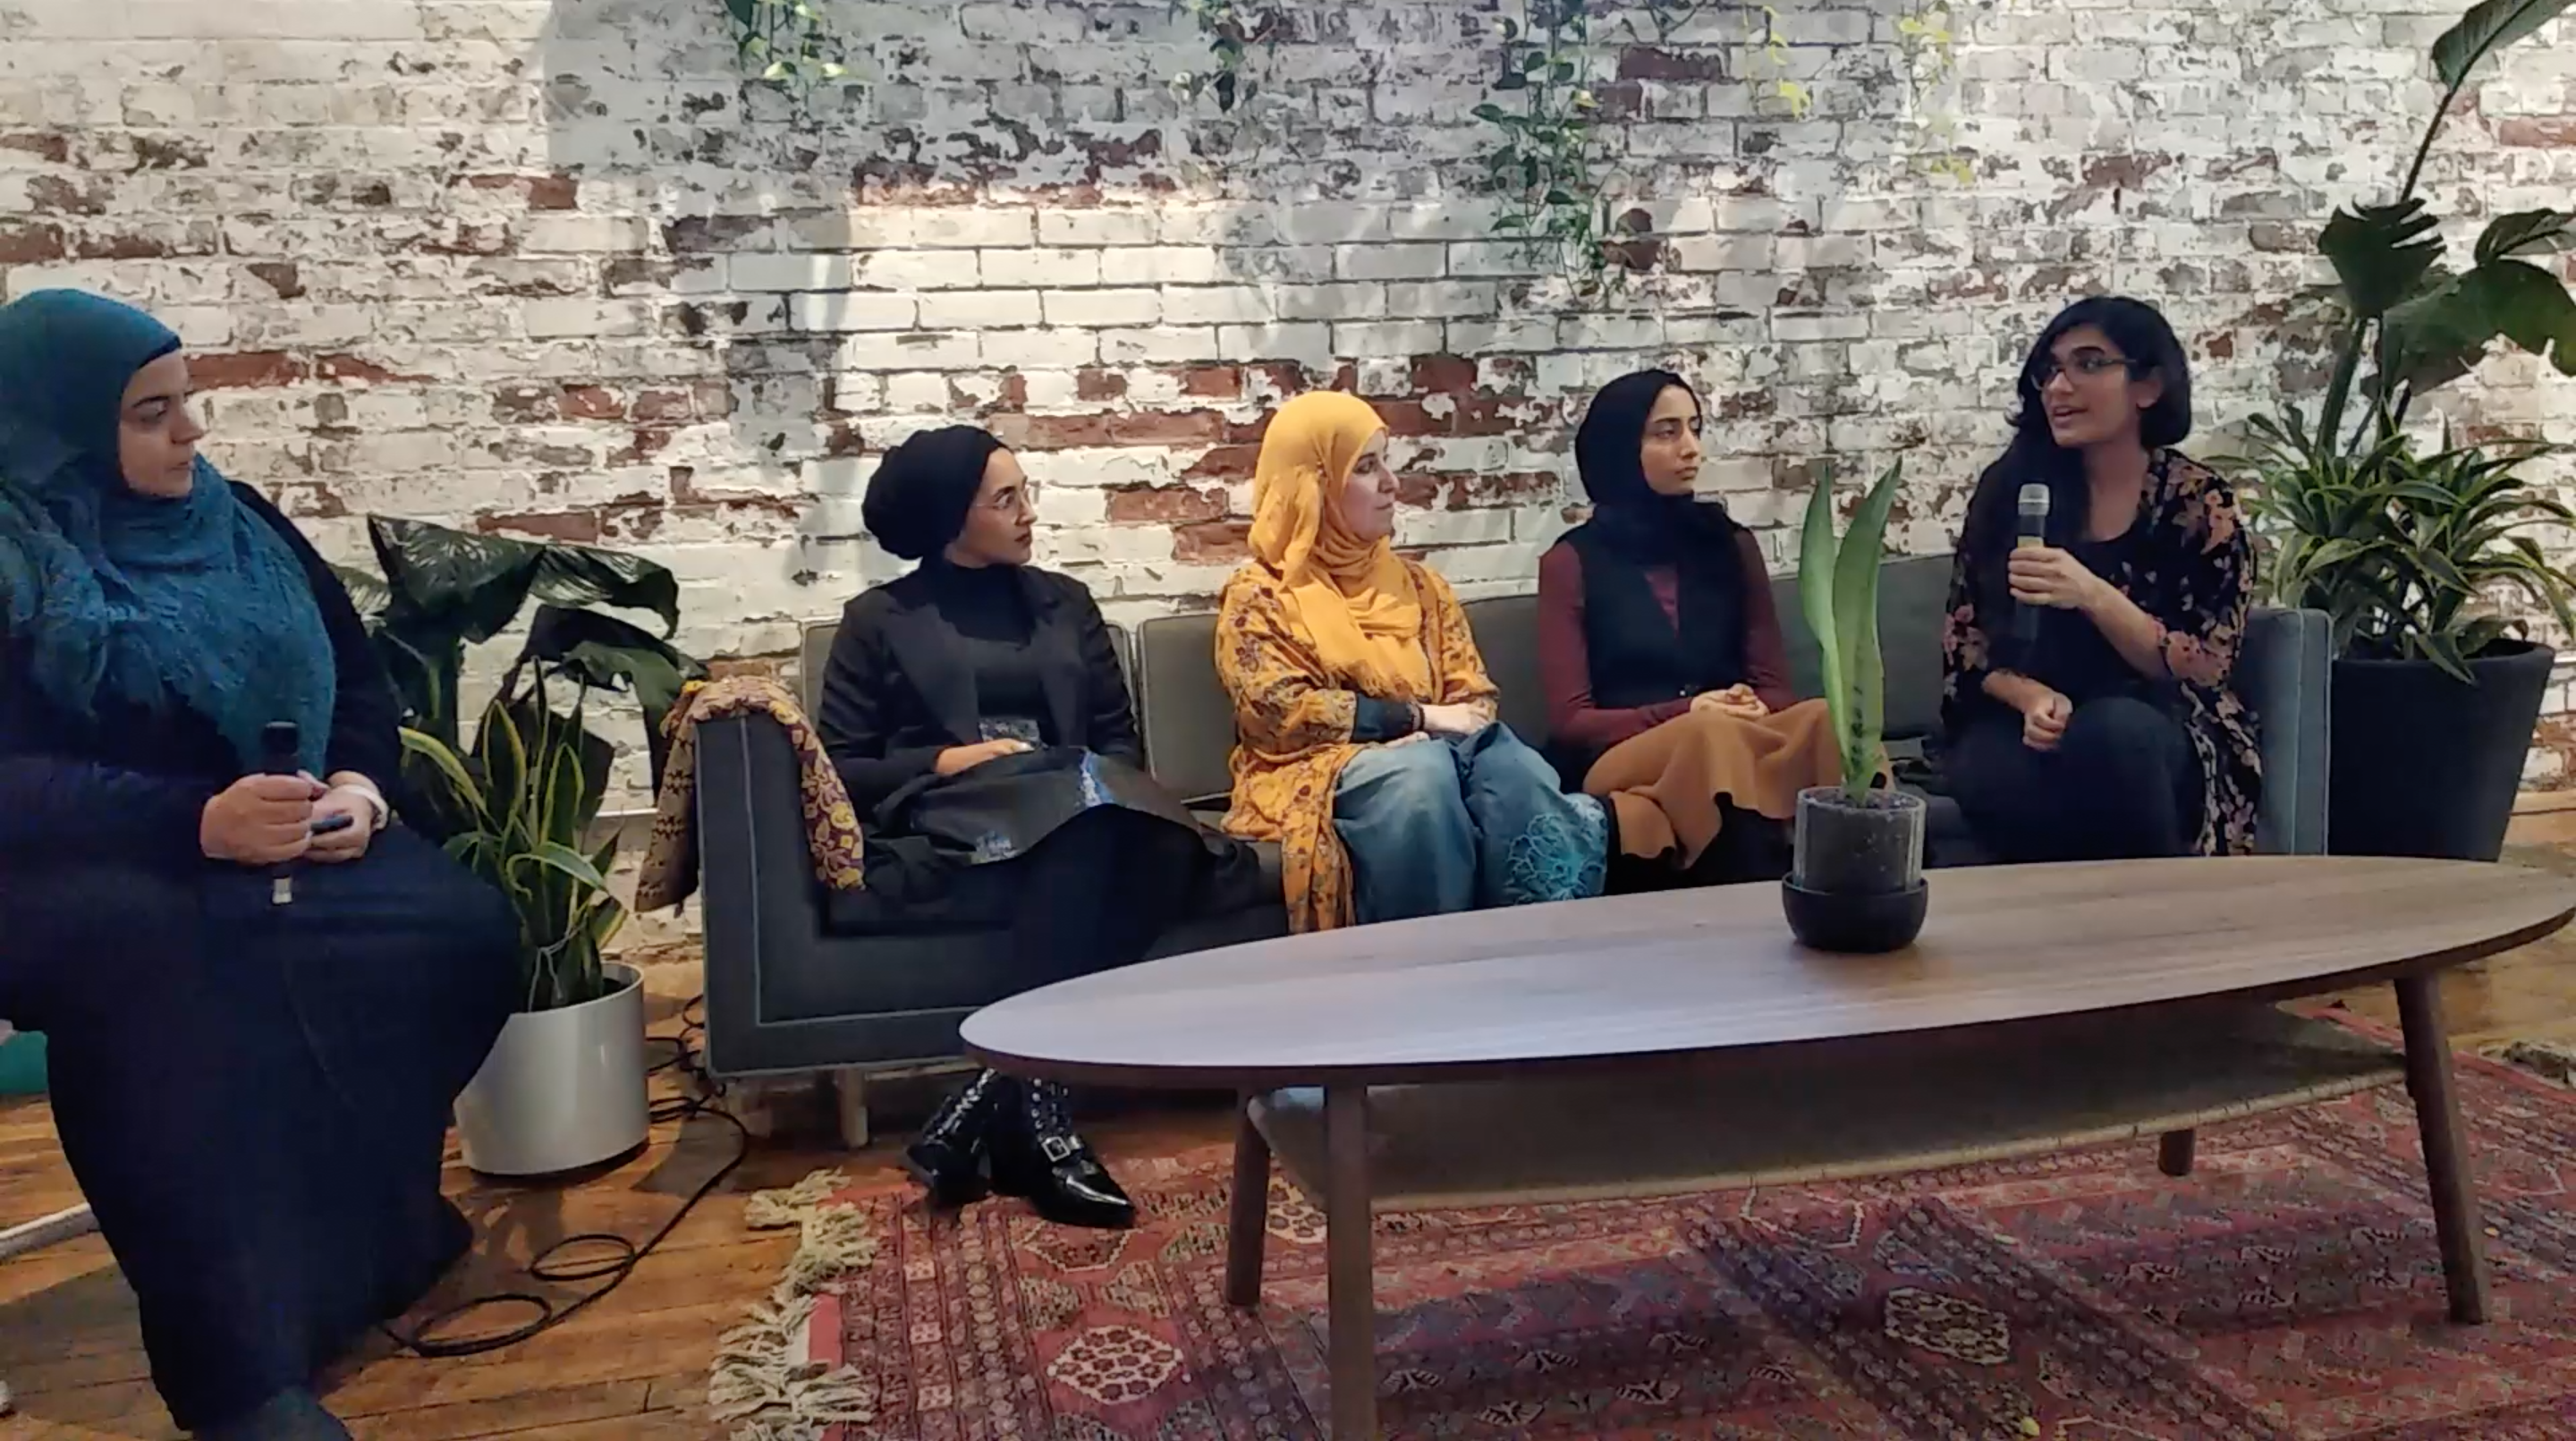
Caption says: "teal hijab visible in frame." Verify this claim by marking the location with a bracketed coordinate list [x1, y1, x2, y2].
[0, 290, 335, 775]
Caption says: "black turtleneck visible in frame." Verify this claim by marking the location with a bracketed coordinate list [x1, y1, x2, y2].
[924, 559, 1054, 746]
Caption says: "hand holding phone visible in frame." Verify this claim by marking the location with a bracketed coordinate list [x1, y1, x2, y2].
[310, 811, 356, 836]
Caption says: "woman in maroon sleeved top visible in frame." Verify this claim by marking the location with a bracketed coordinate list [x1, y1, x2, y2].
[1538, 369, 1841, 887]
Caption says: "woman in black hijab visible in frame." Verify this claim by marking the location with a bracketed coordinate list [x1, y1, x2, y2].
[818, 425, 1258, 1230]
[1537, 369, 1839, 887]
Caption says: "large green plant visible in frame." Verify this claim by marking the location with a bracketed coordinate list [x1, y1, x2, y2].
[2248, 416, 2576, 680]
[2306, 0, 2575, 446]
[1797, 460, 1907, 801]
[335, 518, 704, 1013]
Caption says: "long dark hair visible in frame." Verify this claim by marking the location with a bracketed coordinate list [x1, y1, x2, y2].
[1962, 295, 2192, 567]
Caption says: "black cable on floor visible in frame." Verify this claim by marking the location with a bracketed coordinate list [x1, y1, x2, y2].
[380, 994, 750, 1358]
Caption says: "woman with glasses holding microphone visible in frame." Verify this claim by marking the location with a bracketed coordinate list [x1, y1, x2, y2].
[1938, 295, 2261, 863]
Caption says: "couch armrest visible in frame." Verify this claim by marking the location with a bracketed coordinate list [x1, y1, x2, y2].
[696, 712, 836, 1076]
[2239, 606, 2331, 855]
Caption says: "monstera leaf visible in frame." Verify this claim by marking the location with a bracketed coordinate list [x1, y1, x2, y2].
[523, 603, 703, 789]
[2320, 199, 2445, 321]
[2382, 210, 2576, 396]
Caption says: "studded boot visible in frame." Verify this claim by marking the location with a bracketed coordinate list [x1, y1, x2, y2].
[903, 1068, 1012, 1209]
[987, 1077, 1136, 1230]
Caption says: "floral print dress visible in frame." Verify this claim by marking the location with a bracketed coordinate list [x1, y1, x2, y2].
[1939, 450, 2263, 857]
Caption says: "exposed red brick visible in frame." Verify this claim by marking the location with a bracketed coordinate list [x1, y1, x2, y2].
[191, 352, 308, 389]
[2500, 119, 2576, 148]
[74, 227, 180, 260]
[26, 174, 106, 216]
[604, 256, 678, 293]
[492, 386, 556, 423]
[1251, 362, 1305, 397]
[1410, 354, 1479, 395]
[560, 386, 623, 420]
[1595, 81, 1645, 121]
[0, 222, 65, 264]
[1715, 390, 1775, 420]
[1173, 519, 1252, 564]
[630, 389, 694, 423]
[1182, 444, 1262, 480]
[1371, 399, 1440, 437]
[999, 373, 1030, 410]
[418, 222, 511, 256]
[694, 379, 736, 420]
[246, 262, 305, 300]
[609, 428, 677, 465]
[1180, 365, 1242, 398]
[318, 353, 430, 384]
[820, 421, 866, 458]
[991, 413, 1114, 449]
[130, 135, 209, 171]
[663, 214, 768, 254]
[1105, 484, 1226, 526]
[1451, 396, 1522, 437]
[1394, 473, 1440, 508]
[479, 510, 603, 544]
[1618, 47, 1724, 82]
[529, 174, 579, 209]
[1075, 369, 1129, 401]
[2204, 332, 2237, 360]
[0, 132, 68, 164]
[1106, 411, 1224, 445]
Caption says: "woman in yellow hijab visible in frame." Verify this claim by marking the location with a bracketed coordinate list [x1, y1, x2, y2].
[1216, 391, 1608, 932]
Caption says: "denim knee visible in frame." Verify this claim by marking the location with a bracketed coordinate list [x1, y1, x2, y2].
[1340, 738, 1470, 820]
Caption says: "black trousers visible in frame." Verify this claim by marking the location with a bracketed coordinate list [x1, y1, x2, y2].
[1945, 696, 2203, 863]
[0, 829, 516, 1432]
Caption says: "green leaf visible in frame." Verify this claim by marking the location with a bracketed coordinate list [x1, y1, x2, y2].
[509, 839, 615, 895]
[1797, 467, 1845, 772]
[2432, 0, 2572, 89]
[2476, 208, 2574, 266]
[2320, 199, 2444, 320]
[1830, 462, 1906, 798]
[1471, 103, 1510, 123]
[397, 728, 488, 831]
[332, 564, 392, 627]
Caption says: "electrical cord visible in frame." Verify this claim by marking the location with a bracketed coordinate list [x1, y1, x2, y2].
[381, 995, 750, 1358]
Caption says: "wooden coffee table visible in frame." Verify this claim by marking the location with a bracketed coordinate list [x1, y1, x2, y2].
[962, 856, 2576, 1438]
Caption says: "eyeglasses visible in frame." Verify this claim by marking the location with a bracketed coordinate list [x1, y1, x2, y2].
[977, 480, 1039, 513]
[2029, 351, 2145, 388]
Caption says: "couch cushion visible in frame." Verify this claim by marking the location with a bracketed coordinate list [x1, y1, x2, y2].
[1771, 553, 1953, 742]
[1135, 612, 1233, 804]
[1462, 594, 1552, 746]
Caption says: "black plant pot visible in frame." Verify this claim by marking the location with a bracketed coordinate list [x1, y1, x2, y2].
[1784, 787, 1928, 954]
[2328, 641, 2555, 862]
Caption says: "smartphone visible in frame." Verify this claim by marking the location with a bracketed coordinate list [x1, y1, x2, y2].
[310, 812, 356, 835]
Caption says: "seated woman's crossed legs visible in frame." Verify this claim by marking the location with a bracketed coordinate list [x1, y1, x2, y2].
[1333, 724, 1607, 924]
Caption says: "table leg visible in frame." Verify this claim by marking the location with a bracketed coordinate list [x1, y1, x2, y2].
[2396, 973, 2490, 1324]
[1324, 1083, 1377, 1439]
[2158, 1128, 2196, 1177]
[1226, 1094, 1271, 1308]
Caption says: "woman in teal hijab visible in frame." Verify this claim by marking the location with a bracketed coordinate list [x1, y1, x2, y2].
[0, 292, 517, 1441]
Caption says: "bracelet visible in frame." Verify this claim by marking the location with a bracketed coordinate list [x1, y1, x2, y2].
[1406, 701, 1426, 735]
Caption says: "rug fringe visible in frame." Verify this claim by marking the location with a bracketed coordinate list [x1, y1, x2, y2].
[708, 1168, 877, 1441]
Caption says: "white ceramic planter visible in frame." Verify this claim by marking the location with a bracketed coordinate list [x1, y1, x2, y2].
[454, 962, 650, 1178]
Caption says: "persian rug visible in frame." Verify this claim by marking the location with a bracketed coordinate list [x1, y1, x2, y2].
[719, 1028, 2576, 1439]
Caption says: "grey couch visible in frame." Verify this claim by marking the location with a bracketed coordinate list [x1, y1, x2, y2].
[697, 553, 2331, 1085]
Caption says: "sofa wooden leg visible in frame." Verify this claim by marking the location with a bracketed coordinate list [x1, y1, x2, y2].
[831, 1069, 871, 1150]
[2158, 1128, 2196, 1177]
[1225, 1097, 1272, 1308]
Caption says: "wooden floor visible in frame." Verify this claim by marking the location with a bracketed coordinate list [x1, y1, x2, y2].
[7, 844, 2576, 1440]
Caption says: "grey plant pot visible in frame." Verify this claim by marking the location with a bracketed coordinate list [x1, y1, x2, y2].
[454, 962, 651, 1178]
[1784, 786, 1929, 954]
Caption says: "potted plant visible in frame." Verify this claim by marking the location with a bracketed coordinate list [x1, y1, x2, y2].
[337, 518, 703, 1176]
[1782, 459, 1927, 954]
[2240, 0, 2576, 861]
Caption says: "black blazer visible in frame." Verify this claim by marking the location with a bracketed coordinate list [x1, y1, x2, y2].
[817, 565, 1140, 810]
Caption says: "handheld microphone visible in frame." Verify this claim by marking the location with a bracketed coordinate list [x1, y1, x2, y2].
[2012, 482, 2051, 648]
[261, 721, 301, 907]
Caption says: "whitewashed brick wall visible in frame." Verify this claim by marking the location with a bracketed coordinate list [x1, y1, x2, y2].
[4, 0, 2576, 789]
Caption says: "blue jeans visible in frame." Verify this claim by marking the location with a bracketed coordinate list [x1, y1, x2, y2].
[1331, 724, 1608, 924]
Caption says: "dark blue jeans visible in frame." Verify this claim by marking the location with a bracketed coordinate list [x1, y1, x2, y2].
[1331, 723, 1607, 923]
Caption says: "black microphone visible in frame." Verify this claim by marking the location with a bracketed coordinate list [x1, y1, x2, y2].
[261, 721, 301, 907]
[2012, 482, 2050, 649]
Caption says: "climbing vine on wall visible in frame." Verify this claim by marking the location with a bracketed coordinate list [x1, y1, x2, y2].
[721, 0, 846, 91]
[1171, 0, 1285, 114]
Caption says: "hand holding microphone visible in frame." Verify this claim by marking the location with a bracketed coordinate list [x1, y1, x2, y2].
[198, 721, 325, 875]
[2006, 482, 2107, 628]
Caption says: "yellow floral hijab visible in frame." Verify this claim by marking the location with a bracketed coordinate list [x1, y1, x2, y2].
[1247, 391, 1434, 699]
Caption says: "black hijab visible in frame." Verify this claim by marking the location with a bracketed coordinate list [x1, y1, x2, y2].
[861, 425, 1006, 563]
[1563, 369, 1751, 711]
[1573, 369, 1745, 567]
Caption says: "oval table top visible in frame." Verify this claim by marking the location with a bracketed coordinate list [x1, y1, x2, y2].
[961, 855, 2576, 1088]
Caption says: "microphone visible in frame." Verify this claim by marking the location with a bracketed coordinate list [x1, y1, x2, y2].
[2012, 482, 2050, 648]
[261, 721, 301, 907]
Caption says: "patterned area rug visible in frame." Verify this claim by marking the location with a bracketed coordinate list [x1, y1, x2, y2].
[724, 1030, 2576, 1439]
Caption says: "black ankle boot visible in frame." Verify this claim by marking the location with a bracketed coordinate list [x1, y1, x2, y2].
[904, 1069, 1011, 1209]
[988, 1078, 1135, 1230]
